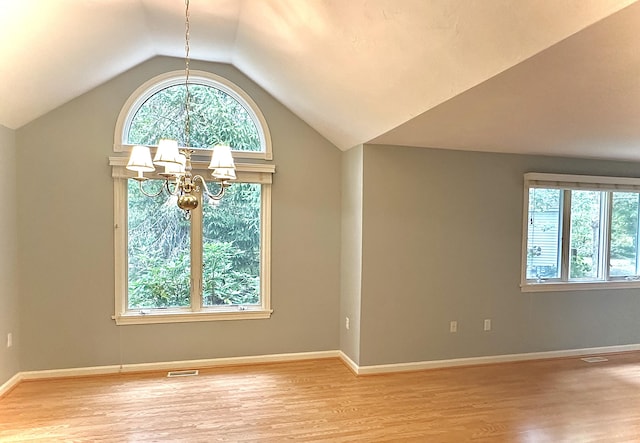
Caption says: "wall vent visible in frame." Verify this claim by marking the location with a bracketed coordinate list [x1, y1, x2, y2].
[167, 369, 199, 377]
[580, 356, 609, 363]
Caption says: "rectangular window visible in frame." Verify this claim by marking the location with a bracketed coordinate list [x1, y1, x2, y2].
[127, 181, 261, 311]
[111, 161, 274, 325]
[522, 173, 640, 292]
[568, 190, 603, 281]
[610, 192, 640, 277]
[526, 188, 562, 280]
[201, 183, 261, 307]
[128, 179, 191, 309]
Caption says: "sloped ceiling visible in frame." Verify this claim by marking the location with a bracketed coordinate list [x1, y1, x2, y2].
[1, 0, 639, 160]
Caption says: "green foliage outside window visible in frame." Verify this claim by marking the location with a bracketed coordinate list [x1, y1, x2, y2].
[610, 192, 640, 275]
[528, 188, 640, 279]
[128, 181, 261, 309]
[128, 84, 261, 151]
[128, 180, 191, 308]
[126, 81, 263, 310]
[568, 191, 600, 279]
[202, 183, 261, 306]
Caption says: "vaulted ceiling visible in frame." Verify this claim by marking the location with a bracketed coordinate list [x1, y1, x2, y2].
[2, 0, 640, 160]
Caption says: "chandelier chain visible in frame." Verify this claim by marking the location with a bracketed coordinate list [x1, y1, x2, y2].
[184, 0, 191, 148]
[125, 0, 235, 216]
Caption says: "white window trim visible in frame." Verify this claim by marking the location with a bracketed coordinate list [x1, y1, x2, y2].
[113, 70, 273, 160]
[109, 158, 275, 325]
[521, 172, 640, 292]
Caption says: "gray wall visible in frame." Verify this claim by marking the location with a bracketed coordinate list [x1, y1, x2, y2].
[340, 145, 363, 364]
[9, 57, 640, 374]
[359, 144, 640, 366]
[0, 124, 19, 385]
[16, 57, 341, 371]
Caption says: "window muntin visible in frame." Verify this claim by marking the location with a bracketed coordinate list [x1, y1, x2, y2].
[522, 173, 640, 291]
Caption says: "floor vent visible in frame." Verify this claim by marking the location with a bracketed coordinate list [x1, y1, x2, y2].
[580, 356, 609, 363]
[167, 369, 199, 377]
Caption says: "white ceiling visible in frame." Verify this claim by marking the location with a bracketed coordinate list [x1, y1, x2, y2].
[1, 0, 639, 160]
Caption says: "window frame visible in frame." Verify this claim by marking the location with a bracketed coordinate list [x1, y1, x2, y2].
[110, 69, 275, 324]
[109, 159, 275, 325]
[113, 70, 273, 161]
[521, 173, 640, 292]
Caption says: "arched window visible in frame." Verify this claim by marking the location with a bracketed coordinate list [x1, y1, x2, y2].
[114, 70, 272, 160]
[110, 70, 275, 325]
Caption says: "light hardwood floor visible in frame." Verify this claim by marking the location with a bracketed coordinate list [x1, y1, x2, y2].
[2, 353, 640, 442]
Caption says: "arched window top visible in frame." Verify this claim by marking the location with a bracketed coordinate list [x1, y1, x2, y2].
[114, 70, 272, 160]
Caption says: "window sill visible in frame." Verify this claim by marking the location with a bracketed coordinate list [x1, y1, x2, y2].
[521, 280, 640, 293]
[113, 308, 273, 325]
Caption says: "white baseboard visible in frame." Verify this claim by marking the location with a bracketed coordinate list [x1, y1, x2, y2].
[6, 344, 640, 390]
[338, 351, 359, 374]
[351, 343, 640, 375]
[18, 350, 341, 381]
[0, 372, 22, 398]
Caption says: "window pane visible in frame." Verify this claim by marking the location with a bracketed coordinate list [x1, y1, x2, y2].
[202, 183, 261, 306]
[127, 180, 191, 308]
[569, 190, 603, 280]
[127, 84, 261, 152]
[610, 192, 640, 277]
[527, 188, 562, 280]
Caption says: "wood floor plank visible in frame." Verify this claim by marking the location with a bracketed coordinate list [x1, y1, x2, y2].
[2, 353, 640, 441]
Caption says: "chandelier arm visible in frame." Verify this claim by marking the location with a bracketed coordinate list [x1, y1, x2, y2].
[165, 177, 183, 196]
[194, 175, 229, 201]
[137, 179, 166, 198]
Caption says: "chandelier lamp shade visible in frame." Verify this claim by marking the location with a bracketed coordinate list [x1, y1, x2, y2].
[126, 142, 237, 216]
[124, 0, 236, 217]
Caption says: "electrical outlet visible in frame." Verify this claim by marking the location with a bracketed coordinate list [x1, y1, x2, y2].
[7, 333, 12, 348]
[345, 317, 350, 330]
[450, 321, 458, 333]
[484, 319, 491, 331]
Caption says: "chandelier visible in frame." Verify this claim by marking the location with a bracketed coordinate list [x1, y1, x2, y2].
[124, 0, 236, 218]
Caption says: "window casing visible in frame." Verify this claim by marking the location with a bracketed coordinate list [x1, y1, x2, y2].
[110, 70, 275, 324]
[522, 173, 640, 292]
[110, 162, 274, 325]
